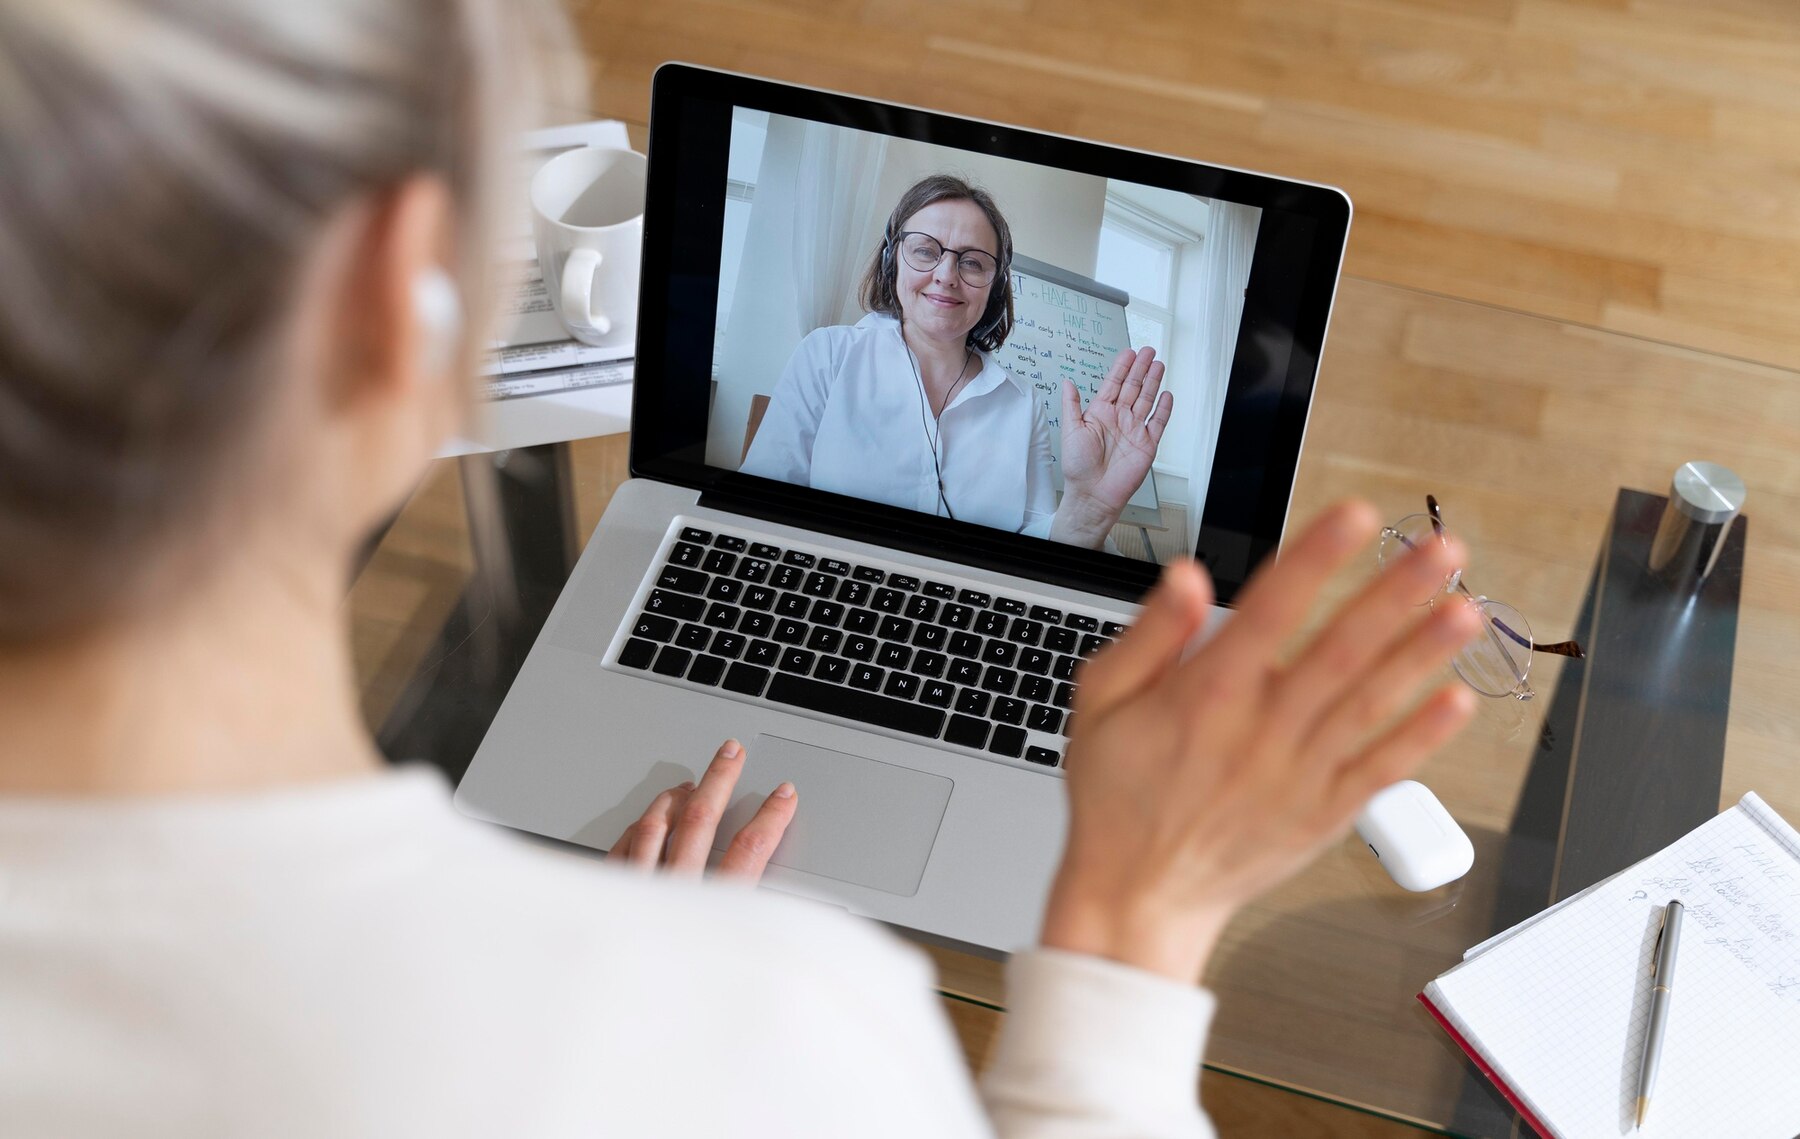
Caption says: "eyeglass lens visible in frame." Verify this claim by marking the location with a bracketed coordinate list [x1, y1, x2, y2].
[900, 232, 997, 288]
[1379, 511, 1535, 699]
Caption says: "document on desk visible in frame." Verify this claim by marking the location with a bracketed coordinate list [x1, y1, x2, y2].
[1420, 792, 1800, 1139]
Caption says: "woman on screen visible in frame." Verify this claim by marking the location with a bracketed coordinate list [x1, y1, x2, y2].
[740, 174, 1172, 551]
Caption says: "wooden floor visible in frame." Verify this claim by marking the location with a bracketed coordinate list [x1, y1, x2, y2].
[572, 0, 1800, 371]
[354, 4, 1800, 1135]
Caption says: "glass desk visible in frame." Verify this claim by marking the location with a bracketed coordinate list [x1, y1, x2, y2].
[349, 277, 1800, 1137]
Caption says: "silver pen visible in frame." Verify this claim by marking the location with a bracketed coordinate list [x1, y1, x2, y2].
[1635, 899, 1683, 1129]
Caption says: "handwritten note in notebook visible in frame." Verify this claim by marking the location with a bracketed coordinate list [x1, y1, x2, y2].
[1421, 793, 1800, 1139]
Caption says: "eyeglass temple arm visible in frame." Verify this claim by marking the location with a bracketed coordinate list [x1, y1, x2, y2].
[1451, 577, 1586, 660]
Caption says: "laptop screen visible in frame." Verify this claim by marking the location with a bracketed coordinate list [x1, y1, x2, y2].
[709, 107, 1261, 567]
[633, 66, 1350, 603]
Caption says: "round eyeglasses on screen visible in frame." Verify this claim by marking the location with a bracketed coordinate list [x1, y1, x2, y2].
[897, 231, 1000, 288]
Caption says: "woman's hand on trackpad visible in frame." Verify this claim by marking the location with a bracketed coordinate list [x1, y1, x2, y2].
[608, 739, 797, 882]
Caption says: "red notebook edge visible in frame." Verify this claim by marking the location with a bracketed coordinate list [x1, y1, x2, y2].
[1416, 991, 1555, 1139]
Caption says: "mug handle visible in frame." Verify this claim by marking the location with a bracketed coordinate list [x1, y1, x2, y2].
[560, 247, 613, 338]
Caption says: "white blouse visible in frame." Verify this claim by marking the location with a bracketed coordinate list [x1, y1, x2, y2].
[741, 313, 1058, 539]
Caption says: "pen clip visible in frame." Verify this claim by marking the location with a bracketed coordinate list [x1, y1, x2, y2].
[1650, 905, 1669, 976]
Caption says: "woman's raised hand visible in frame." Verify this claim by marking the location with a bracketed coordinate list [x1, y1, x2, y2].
[608, 740, 798, 882]
[1053, 346, 1174, 545]
[1040, 501, 1483, 983]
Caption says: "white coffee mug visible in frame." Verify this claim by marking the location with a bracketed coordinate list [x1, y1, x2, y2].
[530, 146, 646, 347]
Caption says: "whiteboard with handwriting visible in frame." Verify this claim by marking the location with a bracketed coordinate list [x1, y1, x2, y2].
[995, 254, 1157, 516]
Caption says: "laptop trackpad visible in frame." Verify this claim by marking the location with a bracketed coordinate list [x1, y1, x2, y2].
[713, 735, 953, 898]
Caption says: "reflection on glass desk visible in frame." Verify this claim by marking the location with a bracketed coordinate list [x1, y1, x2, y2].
[349, 277, 1800, 1138]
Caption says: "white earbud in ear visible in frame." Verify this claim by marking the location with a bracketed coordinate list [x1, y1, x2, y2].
[411, 267, 463, 377]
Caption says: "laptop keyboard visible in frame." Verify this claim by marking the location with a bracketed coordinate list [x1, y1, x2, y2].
[608, 520, 1130, 773]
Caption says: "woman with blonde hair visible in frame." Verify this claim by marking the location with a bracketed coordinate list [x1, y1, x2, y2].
[0, 2, 1480, 1135]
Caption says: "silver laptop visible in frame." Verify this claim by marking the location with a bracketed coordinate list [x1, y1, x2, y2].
[456, 64, 1352, 953]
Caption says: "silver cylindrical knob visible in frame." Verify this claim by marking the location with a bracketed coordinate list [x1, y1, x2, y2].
[1648, 462, 1745, 583]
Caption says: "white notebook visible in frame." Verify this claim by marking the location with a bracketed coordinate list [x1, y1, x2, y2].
[1421, 792, 1800, 1139]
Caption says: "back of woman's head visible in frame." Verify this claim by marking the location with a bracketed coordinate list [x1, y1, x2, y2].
[0, 0, 573, 644]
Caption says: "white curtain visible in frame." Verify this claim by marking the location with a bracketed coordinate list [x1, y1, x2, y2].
[790, 124, 889, 334]
[1186, 201, 1260, 543]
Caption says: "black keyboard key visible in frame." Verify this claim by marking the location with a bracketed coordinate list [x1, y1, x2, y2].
[803, 572, 837, 598]
[904, 595, 939, 622]
[688, 655, 727, 687]
[887, 574, 921, 592]
[1103, 621, 1128, 637]
[779, 647, 816, 674]
[883, 672, 920, 700]
[844, 608, 879, 635]
[710, 631, 746, 658]
[1007, 619, 1043, 646]
[766, 674, 944, 738]
[1044, 627, 1078, 653]
[652, 646, 691, 677]
[1079, 634, 1108, 657]
[993, 697, 1027, 725]
[770, 565, 803, 591]
[981, 640, 1018, 667]
[809, 600, 845, 626]
[974, 611, 1009, 637]
[993, 597, 1027, 616]
[1054, 681, 1076, 709]
[702, 550, 737, 575]
[948, 631, 983, 659]
[921, 679, 955, 707]
[852, 565, 884, 582]
[1025, 746, 1060, 767]
[645, 590, 704, 622]
[723, 662, 769, 696]
[1053, 654, 1080, 681]
[806, 627, 843, 654]
[941, 604, 974, 630]
[957, 589, 991, 608]
[820, 558, 852, 576]
[782, 550, 817, 568]
[775, 593, 810, 618]
[877, 643, 912, 670]
[948, 658, 982, 686]
[633, 613, 678, 642]
[704, 603, 740, 629]
[923, 581, 957, 599]
[676, 623, 711, 650]
[773, 618, 807, 644]
[1028, 705, 1065, 734]
[911, 624, 946, 651]
[713, 534, 747, 552]
[848, 663, 885, 691]
[843, 634, 877, 661]
[744, 639, 780, 668]
[1029, 605, 1063, 624]
[1065, 613, 1098, 632]
[617, 638, 657, 669]
[668, 542, 704, 567]
[878, 616, 913, 642]
[989, 725, 1027, 758]
[837, 580, 872, 606]
[955, 689, 991, 716]
[1019, 647, 1053, 675]
[982, 667, 1018, 695]
[871, 588, 905, 613]
[742, 585, 777, 611]
[749, 542, 782, 560]
[657, 566, 708, 594]
[680, 526, 713, 544]
[1019, 675, 1053, 703]
[912, 650, 947, 678]
[705, 578, 744, 604]
[945, 715, 990, 749]
[733, 558, 772, 584]
[813, 655, 850, 684]
[739, 612, 775, 638]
